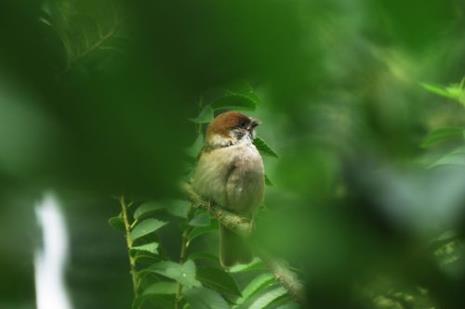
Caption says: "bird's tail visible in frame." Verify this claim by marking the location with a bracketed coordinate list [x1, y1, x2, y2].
[219, 224, 252, 268]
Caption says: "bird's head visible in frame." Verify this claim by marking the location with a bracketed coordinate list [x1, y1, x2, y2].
[205, 111, 260, 148]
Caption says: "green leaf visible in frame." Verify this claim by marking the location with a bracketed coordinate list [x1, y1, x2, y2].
[265, 174, 273, 186]
[131, 242, 159, 255]
[108, 214, 124, 231]
[166, 200, 191, 218]
[265, 295, 296, 309]
[197, 267, 242, 297]
[237, 273, 275, 304]
[229, 258, 266, 273]
[185, 287, 229, 309]
[247, 287, 287, 309]
[130, 219, 167, 242]
[187, 134, 205, 158]
[428, 146, 465, 169]
[189, 212, 211, 227]
[146, 260, 201, 289]
[188, 252, 219, 264]
[421, 82, 465, 105]
[421, 127, 464, 148]
[133, 281, 177, 309]
[188, 222, 218, 242]
[143, 282, 177, 296]
[211, 92, 258, 111]
[254, 137, 278, 158]
[133, 253, 161, 266]
[134, 201, 165, 220]
[191, 106, 214, 124]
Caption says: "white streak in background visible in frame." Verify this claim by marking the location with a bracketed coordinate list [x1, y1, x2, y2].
[34, 193, 73, 309]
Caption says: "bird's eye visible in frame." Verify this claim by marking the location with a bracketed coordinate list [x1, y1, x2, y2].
[238, 120, 248, 128]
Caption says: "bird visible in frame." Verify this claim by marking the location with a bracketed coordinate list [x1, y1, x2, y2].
[193, 111, 265, 267]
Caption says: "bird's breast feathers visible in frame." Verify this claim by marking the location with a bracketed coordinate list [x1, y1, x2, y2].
[193, 141, 264, 211]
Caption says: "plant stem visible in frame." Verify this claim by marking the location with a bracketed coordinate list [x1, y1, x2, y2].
[120, 195, 138, 297]
[175, 207, 195, 309]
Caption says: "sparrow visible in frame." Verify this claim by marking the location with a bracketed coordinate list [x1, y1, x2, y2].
[193, 111, 265, 267]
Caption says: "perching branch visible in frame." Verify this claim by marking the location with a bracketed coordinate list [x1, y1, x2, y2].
[180, 182, 306, 305]
[181, 182, 252, 237]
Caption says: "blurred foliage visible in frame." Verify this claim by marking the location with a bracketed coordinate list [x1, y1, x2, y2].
[1, 0, 465, 308]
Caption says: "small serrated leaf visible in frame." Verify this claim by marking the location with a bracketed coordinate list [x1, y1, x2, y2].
[130, 219, 167, 242]
[185, 287, 229, 309]
[131, 242, 159, 255]
[254, 137, 278, 158]
[166, 200, 191, 218]
[146, 260, 201, 289]
[143, 282, 177, 296]
[197, 267, 242, 297]
[108, 214, 124, 231]
[134, 202, 165, 220]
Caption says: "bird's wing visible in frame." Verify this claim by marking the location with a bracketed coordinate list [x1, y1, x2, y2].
[224, 158, 264, 217]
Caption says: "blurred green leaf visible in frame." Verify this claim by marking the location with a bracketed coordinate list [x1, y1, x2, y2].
[229, 258, 266, 273]
[188, 223, 218, 242]
[146, 260, 201, 289]
[211, 91, 258, 112]
[265, 174, 274, 186]
[189, 252, 220, 264]
[130, 219, 167, 242]
[131, 242, 159, 255]
[191, 106, 215, 124]
[108, 214, 124, 231]
[185, 287, 229, 309]
[236, 273, 275, 304]
[189, 212, 211, 227]
[143, 282, 177, 296]
[421, 82, 465, 105]
[429, 146, 465, 168]
[254, 137, 278, 158]
[245, 287, 287, 309]
[166, 200, 191, 218]
[421, 127, 464, 148]
[187, 134, 205, 158]
[197, 267, 241, 297]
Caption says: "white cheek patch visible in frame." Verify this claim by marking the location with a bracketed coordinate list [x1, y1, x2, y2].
[208, 134, 234, 147]
[251, 129, 256, 140]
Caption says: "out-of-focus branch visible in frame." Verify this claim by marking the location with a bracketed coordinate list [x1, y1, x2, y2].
[258, 251, 306, 304]
[180, 182, 306, 305]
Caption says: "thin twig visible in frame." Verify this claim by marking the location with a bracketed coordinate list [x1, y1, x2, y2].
[175, 206, 195, 309]
[180, 182, 306, 305]
[120, 195, 139, 296]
